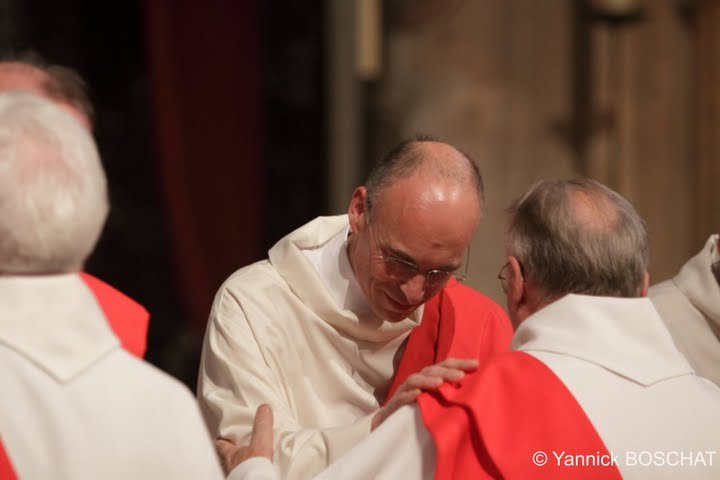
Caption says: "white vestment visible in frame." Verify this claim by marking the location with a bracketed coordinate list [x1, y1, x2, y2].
[231, 294, 720, 480]
[198, 216, 422, 479]
[0, 274, 224, 480]
[650, 234, 720, 386]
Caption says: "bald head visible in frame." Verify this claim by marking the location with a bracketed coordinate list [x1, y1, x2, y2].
[567, 188, 622, 232]
[506, 178, 648, 298]
[364, 137, 484, 221]
[345, 137, 483, 322]
[0, 59, 93, 130]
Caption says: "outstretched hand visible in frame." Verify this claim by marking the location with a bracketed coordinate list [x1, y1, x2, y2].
[371, 357, 478, 430]
[216, 404, 274, 474]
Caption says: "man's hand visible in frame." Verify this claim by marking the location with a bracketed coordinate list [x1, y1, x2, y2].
[371, 357, 478, 430]
[216, 404, 274, 474]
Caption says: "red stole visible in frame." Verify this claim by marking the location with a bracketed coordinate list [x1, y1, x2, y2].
[0, 442, 15, 480]
[385, 282, 513, 402]
[79, 273, 149, 358]
[418, 351, 623, 480]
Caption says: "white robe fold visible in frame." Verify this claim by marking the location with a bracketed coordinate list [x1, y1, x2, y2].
[650, 234, 720, 386]
[199, 216, 421, 479]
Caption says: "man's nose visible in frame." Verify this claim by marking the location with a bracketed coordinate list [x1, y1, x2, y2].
[399, 274, 427, 304]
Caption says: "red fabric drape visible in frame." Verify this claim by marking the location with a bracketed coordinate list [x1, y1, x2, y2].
[143, 0, 263, 333]
[385, 281, 513, 402]
[80, 272, 149, 358]
[418, 351, 623, 480]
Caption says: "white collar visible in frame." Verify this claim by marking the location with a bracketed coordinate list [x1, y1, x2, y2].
[0, 274, 119, 382]
[302, 225, 374, 317]
[512, 294, 694, 386]
[675, 234, 720, 330]
[272, 215, 420, 342]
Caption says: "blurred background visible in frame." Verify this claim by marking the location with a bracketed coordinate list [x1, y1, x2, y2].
[1, 0, 717, 387]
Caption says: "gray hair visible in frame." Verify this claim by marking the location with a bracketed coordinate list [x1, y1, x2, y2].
[506, 178, 648, 298]
[0, 92, 108, 274]
[364, 135, 484, 220]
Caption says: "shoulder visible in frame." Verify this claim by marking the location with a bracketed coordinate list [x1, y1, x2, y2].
[442, 283, 510, 325]
[648, 278, 696, 318]
[648, 278, 681, 300]
[211, 260, 290, 313]
[111, 350, 197, 401]
[219, 259, 285, 294]
[425, 351, 547, 409]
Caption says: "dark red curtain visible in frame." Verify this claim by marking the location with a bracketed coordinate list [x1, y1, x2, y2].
[144, 0, 263, 333]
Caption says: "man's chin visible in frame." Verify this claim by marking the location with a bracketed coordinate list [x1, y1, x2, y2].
[382, 299, 419, 322]
[370, 288, 419, 322]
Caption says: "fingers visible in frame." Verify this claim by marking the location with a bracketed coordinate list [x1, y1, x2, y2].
[389, 388, 422, 407]
[372, 388, 421, 430]
[403, 372, 444, 389]
[215, 438, 249, 474]
[213, 404, 275, 474]
[396, 357, 479, 393]
[215, 438, 235, 460]
[436, 357, 479, 371]
[250, 404, 274, 459]
[418, 357, 479, 382]
[373, 357, 480, 431]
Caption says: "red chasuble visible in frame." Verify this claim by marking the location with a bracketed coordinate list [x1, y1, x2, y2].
[418, 351, 623, 480]
[79, 272, 150, 358]
[385, 281, 513, 402]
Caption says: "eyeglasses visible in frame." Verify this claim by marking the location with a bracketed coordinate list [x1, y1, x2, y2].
[367, 221, 469, 292]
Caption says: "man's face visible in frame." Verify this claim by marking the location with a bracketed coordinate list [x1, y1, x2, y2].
[349, 174, 480, 323]
[0, 63, 91, 131]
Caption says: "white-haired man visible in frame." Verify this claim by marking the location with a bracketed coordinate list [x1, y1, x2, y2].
[0, 92, 224, 479]
[0, 53, 149, 358]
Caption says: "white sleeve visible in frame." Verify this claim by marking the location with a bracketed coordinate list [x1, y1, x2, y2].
[225, 406, 435, 480]
[198, 286, 374, 478]
[313, 405, 436, 480]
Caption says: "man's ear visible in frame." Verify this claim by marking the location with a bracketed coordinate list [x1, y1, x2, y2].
[505, 255, 525, 314]
[348, 186, 368, 233]
[640, 271, 650, 297]
[507, 255, 549, 324]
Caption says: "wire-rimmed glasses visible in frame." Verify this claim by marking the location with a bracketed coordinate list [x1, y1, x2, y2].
[367, 221, 469, 292]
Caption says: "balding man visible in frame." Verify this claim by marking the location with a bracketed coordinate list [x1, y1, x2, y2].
[226, 178, 720, 480]
[198, 137, 513, 478]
